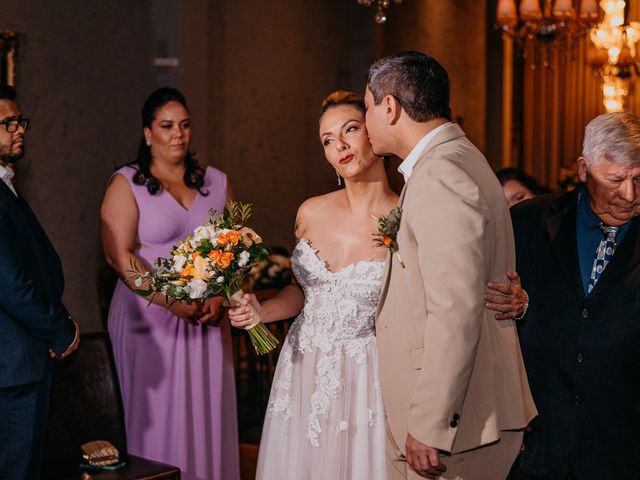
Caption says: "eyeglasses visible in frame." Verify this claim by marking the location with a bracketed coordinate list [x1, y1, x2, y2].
[0, 117, 30, 133]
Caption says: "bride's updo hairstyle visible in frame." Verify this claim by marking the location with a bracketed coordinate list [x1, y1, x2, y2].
[128, 87, 208, 196]
[319, 90, 365, 120]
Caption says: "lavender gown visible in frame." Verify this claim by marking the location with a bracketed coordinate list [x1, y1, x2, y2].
[107, 165, 240, 480]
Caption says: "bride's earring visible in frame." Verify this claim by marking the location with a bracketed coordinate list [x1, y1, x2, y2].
[337, 172, 342, 187]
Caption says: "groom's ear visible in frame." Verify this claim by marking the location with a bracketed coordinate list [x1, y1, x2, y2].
[384, 95, 401, 125]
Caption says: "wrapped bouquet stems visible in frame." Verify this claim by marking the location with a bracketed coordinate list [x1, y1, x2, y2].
[229, 289, 279, 354]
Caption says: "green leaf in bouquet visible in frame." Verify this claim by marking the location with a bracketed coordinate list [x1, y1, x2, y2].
[221, 200, 253, 227]
[239, 202, 252, 223]
[197, 239, 214, 253]
[133, 287, 154, 297]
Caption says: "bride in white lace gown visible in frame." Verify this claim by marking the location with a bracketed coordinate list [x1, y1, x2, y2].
[230, 91, 397, 479]
[229, 92, 525, 479]
[259, 238, 386, 478]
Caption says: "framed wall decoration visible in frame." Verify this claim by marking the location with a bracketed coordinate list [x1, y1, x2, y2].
[0, 31, 19, 86]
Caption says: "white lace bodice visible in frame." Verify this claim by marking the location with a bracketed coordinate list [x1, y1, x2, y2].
[267, 239, 385, 447]
[289, 238, 383, 353]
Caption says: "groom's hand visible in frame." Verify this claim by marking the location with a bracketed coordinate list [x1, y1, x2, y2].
[406, 433, 446, 478]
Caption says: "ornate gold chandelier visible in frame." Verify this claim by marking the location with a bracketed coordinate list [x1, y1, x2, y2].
[356, 0, 403, 24]
[588, 1, 640, 111]
[496, 0, 600, 66]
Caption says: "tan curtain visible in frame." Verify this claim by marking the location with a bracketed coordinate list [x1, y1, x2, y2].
[503, 34, 603, 189]
[501, 2, 640, 188]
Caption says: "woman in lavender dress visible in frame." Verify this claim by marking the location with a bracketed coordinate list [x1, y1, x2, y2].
[100, 88, 239, 480]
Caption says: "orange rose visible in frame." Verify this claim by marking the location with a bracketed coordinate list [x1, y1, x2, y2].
[216, 232, 229, 246]
[226, 230, 240, 246]
[179, 265, 196, 281]
[191, 252, 200, 261]
[217, 251, 234, 269]
[208, 249, 222, 263]
[383, 236, 394, 247]
[217, 230, 241, 247]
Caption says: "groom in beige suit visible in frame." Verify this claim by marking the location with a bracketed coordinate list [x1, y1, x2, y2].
[365, 52, 537, 479]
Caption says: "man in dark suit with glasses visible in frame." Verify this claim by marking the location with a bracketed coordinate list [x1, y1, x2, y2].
[0, 84, 79, 480]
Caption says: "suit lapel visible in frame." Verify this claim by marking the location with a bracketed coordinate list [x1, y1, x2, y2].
[0, 177, 20, 205]
[0, 182, 64, 292]
[545, 191, 585, 303]
[376, 124, 466, 320]
[376, 183, 408, 319]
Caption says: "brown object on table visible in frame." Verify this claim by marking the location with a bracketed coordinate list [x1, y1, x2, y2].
[42, 332, 180, 480]
[81, 440, 119, 467]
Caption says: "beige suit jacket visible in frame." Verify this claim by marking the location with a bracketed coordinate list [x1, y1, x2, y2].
[376, 124, 537, 455]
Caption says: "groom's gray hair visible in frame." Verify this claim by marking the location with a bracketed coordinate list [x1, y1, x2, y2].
[366, 51, 451, 123]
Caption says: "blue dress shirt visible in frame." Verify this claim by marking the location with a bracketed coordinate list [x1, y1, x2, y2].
[576, 187, 629, 295]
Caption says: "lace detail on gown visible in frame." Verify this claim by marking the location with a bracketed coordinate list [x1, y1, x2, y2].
[266, 239, 384, 447]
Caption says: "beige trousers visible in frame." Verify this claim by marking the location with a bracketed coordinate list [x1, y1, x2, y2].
[386, 427, 523, 480]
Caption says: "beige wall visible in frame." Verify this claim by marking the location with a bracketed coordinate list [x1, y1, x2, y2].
[381, 0, 488, 152]
[184, 0, 375, 250]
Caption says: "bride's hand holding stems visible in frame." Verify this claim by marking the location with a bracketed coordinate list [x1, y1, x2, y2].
[227, 283, 305, 329]
[228, 293, 263, 328]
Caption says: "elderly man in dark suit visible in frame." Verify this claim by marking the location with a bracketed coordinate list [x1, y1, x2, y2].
[0, 84, 79, 480]
[509, 111, 640, 479]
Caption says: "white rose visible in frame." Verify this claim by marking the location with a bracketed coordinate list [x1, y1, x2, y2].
[216, 276, 225, 283]
[237, 250, 251, 267]
[193, 226, 211, 242]
[188, 278, 208, 299]
[173, 255, 188, 272]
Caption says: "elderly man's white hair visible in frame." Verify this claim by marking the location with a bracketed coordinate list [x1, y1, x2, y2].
[582, 111, 640, 167]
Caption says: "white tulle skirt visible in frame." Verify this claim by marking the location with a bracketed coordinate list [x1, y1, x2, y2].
[256, 334, 387, 480]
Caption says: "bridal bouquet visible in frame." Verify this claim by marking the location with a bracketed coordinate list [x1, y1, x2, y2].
[130, 201, 279, 354]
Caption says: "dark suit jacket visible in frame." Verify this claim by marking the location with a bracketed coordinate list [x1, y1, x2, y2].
[512, 187, 640, 479]
[0, 180, 75, 388]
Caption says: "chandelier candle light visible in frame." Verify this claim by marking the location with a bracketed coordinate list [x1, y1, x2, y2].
[497, 0, 600, 67]
[590, 1, 640, 65]
[588, 1, 640, 111]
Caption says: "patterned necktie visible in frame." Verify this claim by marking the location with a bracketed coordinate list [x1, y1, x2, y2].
[587, 224, 620, 294]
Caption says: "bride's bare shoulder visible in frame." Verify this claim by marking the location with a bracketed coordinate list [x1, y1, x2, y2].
[295, 191, 344, 239]
[298, 191, 342, 214]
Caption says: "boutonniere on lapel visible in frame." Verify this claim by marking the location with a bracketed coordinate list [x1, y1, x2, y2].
[372, 207, 405, 268]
